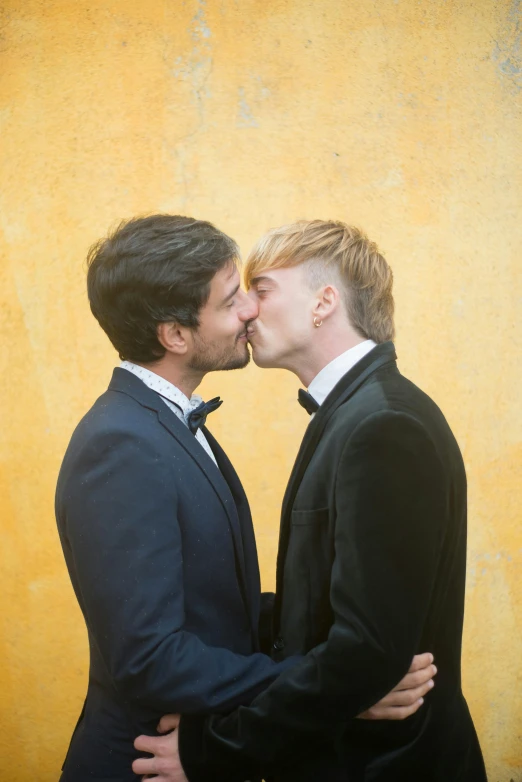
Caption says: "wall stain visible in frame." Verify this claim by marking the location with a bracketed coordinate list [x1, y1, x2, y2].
[237, 86, 259, 128]
[492, 0, 521, 90]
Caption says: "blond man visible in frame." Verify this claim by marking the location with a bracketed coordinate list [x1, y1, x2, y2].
[135, 221, 486, 782]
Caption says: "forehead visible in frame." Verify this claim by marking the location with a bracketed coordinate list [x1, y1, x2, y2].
[249, 266, 304, 287]
[210, 261, 239, 288]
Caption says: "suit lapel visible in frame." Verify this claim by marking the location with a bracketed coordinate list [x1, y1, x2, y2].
[275, 342, 398, 604]
[108, 369, 249, 604]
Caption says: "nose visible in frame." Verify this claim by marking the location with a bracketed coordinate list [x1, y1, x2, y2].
[238, 289, 258, 321]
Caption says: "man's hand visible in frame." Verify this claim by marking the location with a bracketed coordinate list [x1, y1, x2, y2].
[133, 715, 186, 781]
[131, 654, 436, 778]
[358, 652, 437, 720]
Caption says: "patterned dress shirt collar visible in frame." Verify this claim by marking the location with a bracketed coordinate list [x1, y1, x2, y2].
[119, 361, 218, 465]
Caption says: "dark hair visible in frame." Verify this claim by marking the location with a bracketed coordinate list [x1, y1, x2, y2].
[87, 215, 239, 362]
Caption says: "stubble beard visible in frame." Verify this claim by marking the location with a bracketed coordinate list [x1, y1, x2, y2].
[188, 334, 251, 373]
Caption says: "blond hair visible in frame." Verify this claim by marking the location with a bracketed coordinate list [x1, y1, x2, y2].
[245, 220, 395, 343]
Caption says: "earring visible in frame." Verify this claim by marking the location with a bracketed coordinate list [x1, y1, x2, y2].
[313, 316, 323, 328]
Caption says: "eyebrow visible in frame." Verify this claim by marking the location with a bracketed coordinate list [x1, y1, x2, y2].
[250, 275, 277, 287]
[220, 282, 241, 306]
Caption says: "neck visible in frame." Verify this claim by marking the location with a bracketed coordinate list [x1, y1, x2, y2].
[293, 332, 368, 388]
[135, 357, 204, 399]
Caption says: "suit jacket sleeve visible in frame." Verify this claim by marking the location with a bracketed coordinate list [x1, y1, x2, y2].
[178, 410, 448, 781]
[60, 428, 290, 722]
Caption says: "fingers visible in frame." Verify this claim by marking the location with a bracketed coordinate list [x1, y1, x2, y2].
[382, 698, 425, 721]
[379, 678, 434, 708]
[356, 653, 437, 723]
[395, 663, 437, 691]
[134, 734, 161, 754]
[133, 727, 180, 780]
[158, 713, 181, 733]
[408, 652, 434, 672]
[359, 696, 425, 721]
[358, 671, 437, 721]
[134, 731, 178, 754]
[132, 756, 157, 776]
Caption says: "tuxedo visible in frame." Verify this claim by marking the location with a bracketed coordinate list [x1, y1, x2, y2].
[55, 368, 290, 782]
[179, 342, 487, 782]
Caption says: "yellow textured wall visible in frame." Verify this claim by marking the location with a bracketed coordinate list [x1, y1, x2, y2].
[1, 1, 521, 779]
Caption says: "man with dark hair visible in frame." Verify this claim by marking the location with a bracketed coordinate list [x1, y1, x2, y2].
[86, 215, 248, 368]
[56, 215, 435, 782]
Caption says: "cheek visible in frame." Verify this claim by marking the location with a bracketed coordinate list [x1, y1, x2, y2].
[258, 301, 286, 333]
[276, 307, 311, 348]
[224, 311, 243, 337]
[277, 307, 299, 338]
[199, 316, 234, 346]
[214, 309, 237, 331]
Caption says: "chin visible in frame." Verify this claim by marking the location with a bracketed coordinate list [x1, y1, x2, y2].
[252, 348, 278, 369]
[221, 346, 251, 371]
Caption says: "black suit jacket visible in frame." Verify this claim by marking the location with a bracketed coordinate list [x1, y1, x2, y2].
[55, 368, 291, 782]
[179, 343, 487, 782]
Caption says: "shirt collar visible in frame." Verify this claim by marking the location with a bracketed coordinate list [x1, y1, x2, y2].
[307, 340, 377, 406]
[120, 361, 203, 416]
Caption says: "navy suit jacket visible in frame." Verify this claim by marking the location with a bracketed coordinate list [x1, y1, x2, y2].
[55, 368, 289, 781]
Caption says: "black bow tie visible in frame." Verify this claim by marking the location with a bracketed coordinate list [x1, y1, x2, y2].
[298, 389, 319, 416]
[187, 397, 223, 434]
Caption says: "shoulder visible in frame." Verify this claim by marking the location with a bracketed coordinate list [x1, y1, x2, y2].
[319, 372, 451, 474]
[330, 368, 446, 435]
[331, 410, 446, 505]
[347, 409, 434, 452]
[60, 388, 175, 474]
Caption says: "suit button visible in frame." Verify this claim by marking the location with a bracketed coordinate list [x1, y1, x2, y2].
[273, 636, 285, 652]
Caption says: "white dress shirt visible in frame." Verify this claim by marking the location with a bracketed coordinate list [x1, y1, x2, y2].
[120, 361, 218, 466]
[307, 339, 377, 408]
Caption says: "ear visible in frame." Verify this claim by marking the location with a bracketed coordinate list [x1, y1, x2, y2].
[313, 284, 341, 322]
[157, 322, 189, 355]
